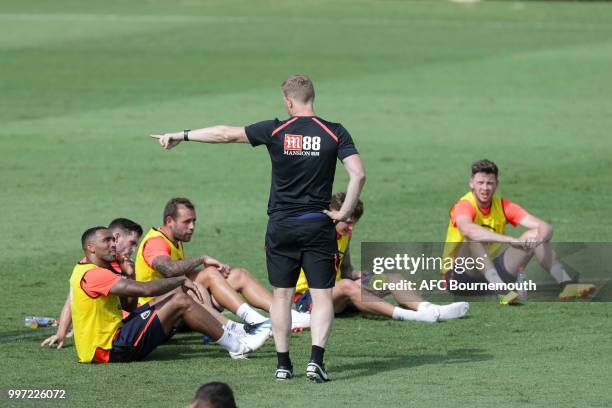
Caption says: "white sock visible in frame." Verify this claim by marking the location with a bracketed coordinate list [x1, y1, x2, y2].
[236, 303, 267, 324]
[223, 320, 246, 336]
[215, 329, 240, 353]
[437, 302, 470, 321]
[550, 263, 572, 284]
[416, 302, 432, 312]
[392, 306, 438, 323]
[484, 269, 505, 285]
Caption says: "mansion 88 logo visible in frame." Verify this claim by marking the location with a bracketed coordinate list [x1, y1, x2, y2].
[284, 134, 321, 156]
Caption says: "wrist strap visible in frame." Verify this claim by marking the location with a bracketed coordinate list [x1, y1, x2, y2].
[183, 129, 190, 141]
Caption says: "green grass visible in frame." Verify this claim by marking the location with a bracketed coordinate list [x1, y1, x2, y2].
[1, 0, 611, 406]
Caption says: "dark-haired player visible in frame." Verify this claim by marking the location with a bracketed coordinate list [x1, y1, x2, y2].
[42, 218, 143, 348]
[443, 159, 595, 304]
[67, 227, 268, 363]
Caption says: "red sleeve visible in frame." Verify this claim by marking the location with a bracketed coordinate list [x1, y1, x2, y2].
[143, 236, 172, 267]
[451, 200, 476, 227]
[502, 199, 528, 227]
[81, 268, 121, 298]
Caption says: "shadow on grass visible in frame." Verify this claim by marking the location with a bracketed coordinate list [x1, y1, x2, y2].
[145, 343, 229, 361]
[331, 348, 493, 381]
[147, 333, 277, 362]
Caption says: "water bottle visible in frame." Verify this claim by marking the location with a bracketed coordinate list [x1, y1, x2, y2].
[24, 316, 57, 329]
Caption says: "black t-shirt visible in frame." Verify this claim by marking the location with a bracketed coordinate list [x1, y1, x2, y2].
[245, 116, 359, 219]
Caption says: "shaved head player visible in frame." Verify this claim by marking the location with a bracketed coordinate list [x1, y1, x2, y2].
[152, 74, 366, 382]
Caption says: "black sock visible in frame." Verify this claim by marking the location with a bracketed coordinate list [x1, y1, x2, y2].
[310, 345, 325, 366]
[277, 352, 292, 369]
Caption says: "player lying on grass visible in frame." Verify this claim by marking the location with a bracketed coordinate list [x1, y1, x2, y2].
[293, 192, 469, 322]
[135, 197, 310, 335]
[42, 218, 143, 348]
[442, 159, 595, 304]
[67, 226, 269, 363]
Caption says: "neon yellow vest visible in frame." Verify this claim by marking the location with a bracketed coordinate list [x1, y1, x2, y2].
[295, 233, 350, 294]
[69, 263, 122, 363]
[442, 192, 507, 273]
[135, 228, 184, 304]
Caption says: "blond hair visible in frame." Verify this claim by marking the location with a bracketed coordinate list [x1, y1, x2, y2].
[281, 74, 315, 104]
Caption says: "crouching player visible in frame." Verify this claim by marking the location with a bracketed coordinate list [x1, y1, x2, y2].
[70, 226, 268, 363]
[294, 193, 469, 323]
[442, 159, 595, 304]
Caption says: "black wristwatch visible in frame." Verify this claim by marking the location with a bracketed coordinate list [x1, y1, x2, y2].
[183, 129, 190, 141]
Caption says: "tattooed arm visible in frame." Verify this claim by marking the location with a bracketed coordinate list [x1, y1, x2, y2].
[152, 255, 207, 278]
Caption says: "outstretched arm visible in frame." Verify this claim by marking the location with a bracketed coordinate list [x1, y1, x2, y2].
[151, 126, 249, 149]
[325, 154, 366, 221]
[110, 276, 185, 298]
[109, 276, 204, 303]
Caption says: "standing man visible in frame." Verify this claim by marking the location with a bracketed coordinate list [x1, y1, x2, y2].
[152, 74, 366, 382]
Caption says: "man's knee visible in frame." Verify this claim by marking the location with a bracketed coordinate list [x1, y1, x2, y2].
[273, 287, 295, 303]
[337, 279, 360, 301]
[169, 289, 193, 311]
[194, 266, 224, 286]
[226, 267, 250, 289]
[519, 229, 538, 241]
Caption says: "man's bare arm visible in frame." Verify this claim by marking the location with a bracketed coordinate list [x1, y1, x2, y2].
[340, 245, 360, 280]
[518, 214, 553, 242]
[109, 276, 187, 298]
[41, 292, 73, 348]
[152, 255, 206, 278]
[118, 254, 138, 312]
[325, 154, 366, 221]
[151, 126, 249, 149]
[455, 215, 516, 244]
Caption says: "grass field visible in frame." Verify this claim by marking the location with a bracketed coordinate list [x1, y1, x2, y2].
[1, 0, 612, 406]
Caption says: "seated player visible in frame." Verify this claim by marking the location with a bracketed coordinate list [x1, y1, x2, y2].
[42, 218, 143, 349]
[294, 192, 469, 322]
[442, 159, 595, 304]
[69, 226, 269, 363]
[136, 197, 309, 335]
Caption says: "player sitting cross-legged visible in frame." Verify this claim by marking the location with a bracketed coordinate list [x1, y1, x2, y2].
[293, 192, 469, 323]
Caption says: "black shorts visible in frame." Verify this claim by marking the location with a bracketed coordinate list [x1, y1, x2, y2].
[265, 214, 338, 289]
[445, 250, 516, 295]
[109, 303, 168, 363]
